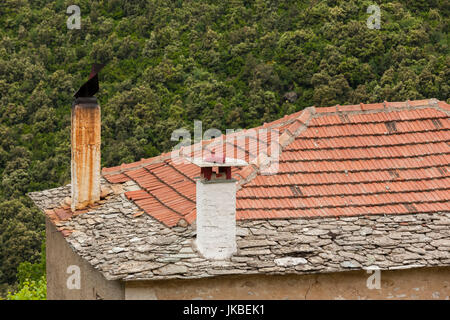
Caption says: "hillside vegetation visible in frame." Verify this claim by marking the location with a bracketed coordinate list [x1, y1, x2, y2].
[0, 0, 448, 293]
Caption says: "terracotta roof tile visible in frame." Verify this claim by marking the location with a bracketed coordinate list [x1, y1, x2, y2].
[104, 173, 131, 184]
[286, 120, 304, 135]
[337, 104, 362, 112]
[385, 101, 407, 109]
[54, 208, 72, 220]
[437, 101, 450, 111]
[125, 190, 151, 201]
[315, 106, 337, 113]
[408, 99, 433, 107]
[360, 102, 382, 111]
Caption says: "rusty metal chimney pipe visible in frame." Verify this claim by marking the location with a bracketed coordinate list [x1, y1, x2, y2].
[71, 97, 101, 211]
[71, 64, 104, 211]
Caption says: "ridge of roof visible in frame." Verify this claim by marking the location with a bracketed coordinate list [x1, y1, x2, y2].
[314, 98, 449, 116]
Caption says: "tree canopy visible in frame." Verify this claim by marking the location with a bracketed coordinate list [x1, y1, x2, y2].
[0, 0, 448, 293]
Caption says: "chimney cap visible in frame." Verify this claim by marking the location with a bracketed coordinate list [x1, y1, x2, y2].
[204, 153, 225, 164]
[74, 63, 105, 98]
[187, 157, 247, 168]
[73, 96, 98, 106]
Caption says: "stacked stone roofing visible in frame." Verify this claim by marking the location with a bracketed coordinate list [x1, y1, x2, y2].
[28, 99, 450, 280]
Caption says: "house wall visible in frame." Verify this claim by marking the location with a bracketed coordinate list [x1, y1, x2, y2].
[125, 267, 450, 300]
[46, 217, 125, 300]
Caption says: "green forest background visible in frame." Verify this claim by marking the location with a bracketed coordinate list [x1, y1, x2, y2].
[0, 0, 448, 298]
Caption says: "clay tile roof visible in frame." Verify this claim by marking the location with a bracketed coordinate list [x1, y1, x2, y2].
[100, 99, 450, 227]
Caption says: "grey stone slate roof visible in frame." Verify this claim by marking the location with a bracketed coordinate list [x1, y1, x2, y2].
[28, 178, 450, 281]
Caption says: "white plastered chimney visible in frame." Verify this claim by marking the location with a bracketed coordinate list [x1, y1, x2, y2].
[196, 178, 237, 260]
[191, 156, 246, 260]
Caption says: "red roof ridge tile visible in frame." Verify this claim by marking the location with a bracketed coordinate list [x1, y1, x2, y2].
[314, 98, 448, 117]
[435, 99, 450, 113]
[237, 107, 316, 189]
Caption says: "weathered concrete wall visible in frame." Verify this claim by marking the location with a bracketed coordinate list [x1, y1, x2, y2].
[125, 267, 450, 300]
[46, 217, 124, 300]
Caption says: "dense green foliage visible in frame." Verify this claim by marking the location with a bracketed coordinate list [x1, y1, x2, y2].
[5, 276, 46, 300]
[0, 199, 44, 293]
[5, 238, 46, 300]
[0, 0, 448, 292]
